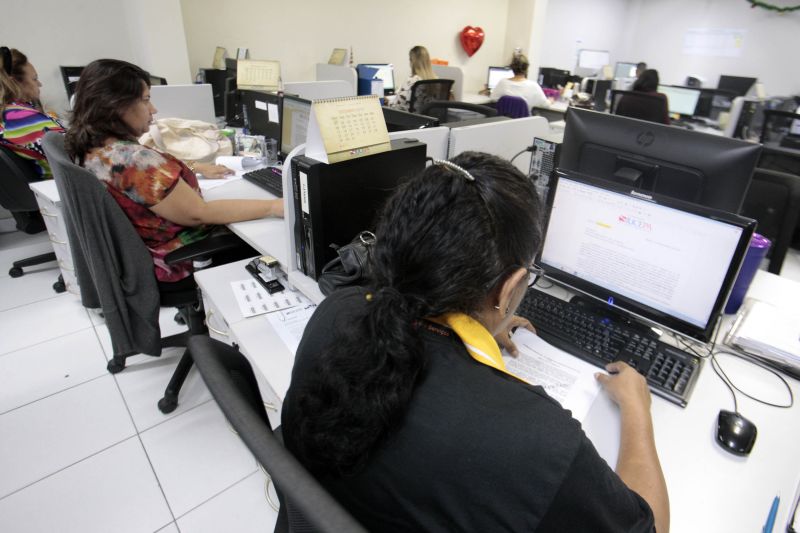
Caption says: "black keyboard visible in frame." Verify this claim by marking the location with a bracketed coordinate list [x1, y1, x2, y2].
[517, 290, 702, 407]
[243, 167, 283, 197]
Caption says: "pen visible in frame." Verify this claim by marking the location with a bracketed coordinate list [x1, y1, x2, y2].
[762, 495, 778, 533]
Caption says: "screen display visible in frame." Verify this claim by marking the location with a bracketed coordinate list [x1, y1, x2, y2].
[658, 85, 701, 116]
[577, 49, 610, 70]
[790, 118, 800, 136]
[280, 96, 311, 156]
[488, 67, 514, 90]
[614, 62, 637, 79]
[362, 64, 395, 91]
[540, 175, 745, 331]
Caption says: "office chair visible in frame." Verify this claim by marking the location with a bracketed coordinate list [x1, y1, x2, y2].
[408, 79, 454, 114]
[0, 144, 63, 288]
[418, 100, 498, 124]
[42, 132, 245, 413]
[188, 335, 368, 533]
[740, 168, 800, 275]
[59, 66, 84, 100]
[610, 90, 670, 125]
[495, 95, 530, 118]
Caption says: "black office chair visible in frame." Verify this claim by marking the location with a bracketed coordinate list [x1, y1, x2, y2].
[610, 90, 670, 125]
[188, 335, 368, 533]
[408, 79, 454, 114]
[59, 66, 84, 100]
[740, 168, 800, 275]
[42, 132, 245, 413]
[0, 144, 63, 287]
[418, 100, 498, 124]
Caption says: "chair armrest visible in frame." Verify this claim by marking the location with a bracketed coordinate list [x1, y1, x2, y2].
[164, 233, 249, 265]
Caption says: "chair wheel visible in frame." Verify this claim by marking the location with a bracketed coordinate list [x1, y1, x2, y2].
[107, 359, 125, 374]
[158, 396, 178, 414]
[53, 280, 66, 293]
[174, 311, 186, 325]
[9, 267, 23, 278]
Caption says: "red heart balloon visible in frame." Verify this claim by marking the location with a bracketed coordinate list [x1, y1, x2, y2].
[460, 26, 485, 57]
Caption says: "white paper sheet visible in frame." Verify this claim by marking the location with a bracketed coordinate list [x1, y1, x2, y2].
[197, 174, 243, 191]
[503, 328, 604, 422]
[216, 155, 261, 171]
[266, 305, 317, 355]
[231, 278, 312, 318]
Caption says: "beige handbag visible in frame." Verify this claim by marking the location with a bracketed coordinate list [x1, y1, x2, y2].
[139, 118, 233, 163]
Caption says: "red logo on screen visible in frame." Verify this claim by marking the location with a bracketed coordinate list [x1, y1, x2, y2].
[618, 214, 652, 232]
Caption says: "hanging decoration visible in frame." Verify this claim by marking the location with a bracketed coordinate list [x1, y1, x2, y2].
[460, 26, 485, 57]
[746, 0, 800, 12]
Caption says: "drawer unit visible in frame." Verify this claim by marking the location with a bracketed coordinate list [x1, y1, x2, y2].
[30, 180, 79, 295]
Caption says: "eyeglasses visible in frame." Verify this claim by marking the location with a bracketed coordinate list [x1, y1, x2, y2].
[526, 264, 545, 288]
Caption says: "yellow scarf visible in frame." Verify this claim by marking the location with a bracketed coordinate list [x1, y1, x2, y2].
[434, 313, 521, 380]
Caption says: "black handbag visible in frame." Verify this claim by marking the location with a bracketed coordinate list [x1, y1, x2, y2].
[318, 231, 376, 296]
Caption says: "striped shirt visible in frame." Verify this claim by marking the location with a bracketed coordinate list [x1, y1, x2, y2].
[0, 101, 66, 178]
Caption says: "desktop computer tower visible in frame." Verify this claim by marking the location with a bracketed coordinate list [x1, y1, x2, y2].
[200, 68, 228, 117]
[291, 139, 427, 279]
[239, 90, 281, 140]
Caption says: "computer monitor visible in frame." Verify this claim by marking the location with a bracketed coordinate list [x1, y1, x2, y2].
[280, 94, 312, 159]
[359, 64, 395, 94]
[538, 67, 571, 89]
[718, 75, 757, 97]
[576, 49, 610, 75]
[614, 62, 638, 79]
[382, 107, 439, 132]
[487, 66, 514, 90]
[538, 169, 755, 342]
[657, 85, 701, 117]
[559, 108, 762, 213]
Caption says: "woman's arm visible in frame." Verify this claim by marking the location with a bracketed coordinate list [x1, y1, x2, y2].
[596, 361, 670, 533]
[150, 178, 283, 225]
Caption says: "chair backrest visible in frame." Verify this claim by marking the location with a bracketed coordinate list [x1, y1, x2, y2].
[187, 335, 368, 533]
[0, 144, 40, 212]
[496, 95, 531, 118]
[408, 79, 454, 114]
[740, 168, 800, 275]
[59, 66, 85, 99]
[42, 132, 162, 356]
[610, 90, 670, 125]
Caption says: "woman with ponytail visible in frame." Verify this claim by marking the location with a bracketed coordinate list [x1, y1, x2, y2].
[282, 151, 669, 532]
[0, 47, 65, 178]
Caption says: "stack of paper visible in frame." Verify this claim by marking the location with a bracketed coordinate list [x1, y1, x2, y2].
[728, 298, 800, 369]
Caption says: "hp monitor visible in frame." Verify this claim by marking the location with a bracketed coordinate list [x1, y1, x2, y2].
[657, 85, 701, 117]
[487, 66, 514, 90]
[559, 108, 762, 213]
[538, 169, 756, 342]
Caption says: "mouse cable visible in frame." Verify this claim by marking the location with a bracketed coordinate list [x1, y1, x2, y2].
[711, 348, 794, 410]
[510, 145, 534, 165]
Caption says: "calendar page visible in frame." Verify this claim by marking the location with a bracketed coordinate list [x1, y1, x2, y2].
[305, 95, 391, 163]
[237, 59, 280, 90]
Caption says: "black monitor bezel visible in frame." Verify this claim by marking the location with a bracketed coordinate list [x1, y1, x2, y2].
[537, 169, 756, 343]
[279, 94, 312, 158]
[559, 108, 762, 213]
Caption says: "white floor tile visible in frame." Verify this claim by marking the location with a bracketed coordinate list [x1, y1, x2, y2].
[141, 401, 257, 518]
[94, 306, 189, 361]
[0, 231, 55, 275]
[0, 268, 63, 312]
[113, 346, 212, 432]
[0, 375, 136, 498]
[0, 437, 173, 533]
[0, 329, 107, 413]
[0, 294, 92, 355]
[177, 471, 278, 533]
[156, 523, 180, 533]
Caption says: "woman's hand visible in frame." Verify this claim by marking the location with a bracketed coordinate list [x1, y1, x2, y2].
[194, 162, 234, 179]
[495, 315, 536, 357]
[595, 361, 652, 414]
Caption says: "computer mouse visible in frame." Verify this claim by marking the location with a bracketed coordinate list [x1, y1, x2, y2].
[715, 410, 757, 456]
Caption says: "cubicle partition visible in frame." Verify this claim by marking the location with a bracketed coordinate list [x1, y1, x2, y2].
[388, 127, 450, 161]
[448, 116, 550, 174]
[432, 65, 464, 101]
[150, 84, 217, 124]
[315, 63, 358, 95]
[284, 80, 354, 100]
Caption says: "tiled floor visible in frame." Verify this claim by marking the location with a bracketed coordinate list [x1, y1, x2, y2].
[2, 228, 800, 533]
[0, 230, 278, 533]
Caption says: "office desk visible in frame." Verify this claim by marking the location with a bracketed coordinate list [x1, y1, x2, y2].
[462, 93, 491, 105]
[197, 245, 800, 532]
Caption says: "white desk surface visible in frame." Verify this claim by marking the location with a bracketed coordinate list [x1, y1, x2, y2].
[198, 238, 800, 532]
[462, 93, 492, 105]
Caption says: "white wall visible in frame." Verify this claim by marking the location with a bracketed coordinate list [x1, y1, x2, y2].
[538, 0, 637, 72]
[624, 0, 800, 95]
[179, 0, 510, 95]
[5, 0, 191, 116]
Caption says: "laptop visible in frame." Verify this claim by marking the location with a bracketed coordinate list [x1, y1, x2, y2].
[487, 66, 513, 91]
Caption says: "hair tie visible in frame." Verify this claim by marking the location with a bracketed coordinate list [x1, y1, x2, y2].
[430, 158, 475, 182]
[0, 47, 12, 75]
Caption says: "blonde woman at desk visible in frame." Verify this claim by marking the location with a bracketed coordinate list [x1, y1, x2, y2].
[389, 45, 437, 112]
[65, 59, 283, 287]
[490, 53, 550, 110]
[283, 152, 669, 533]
